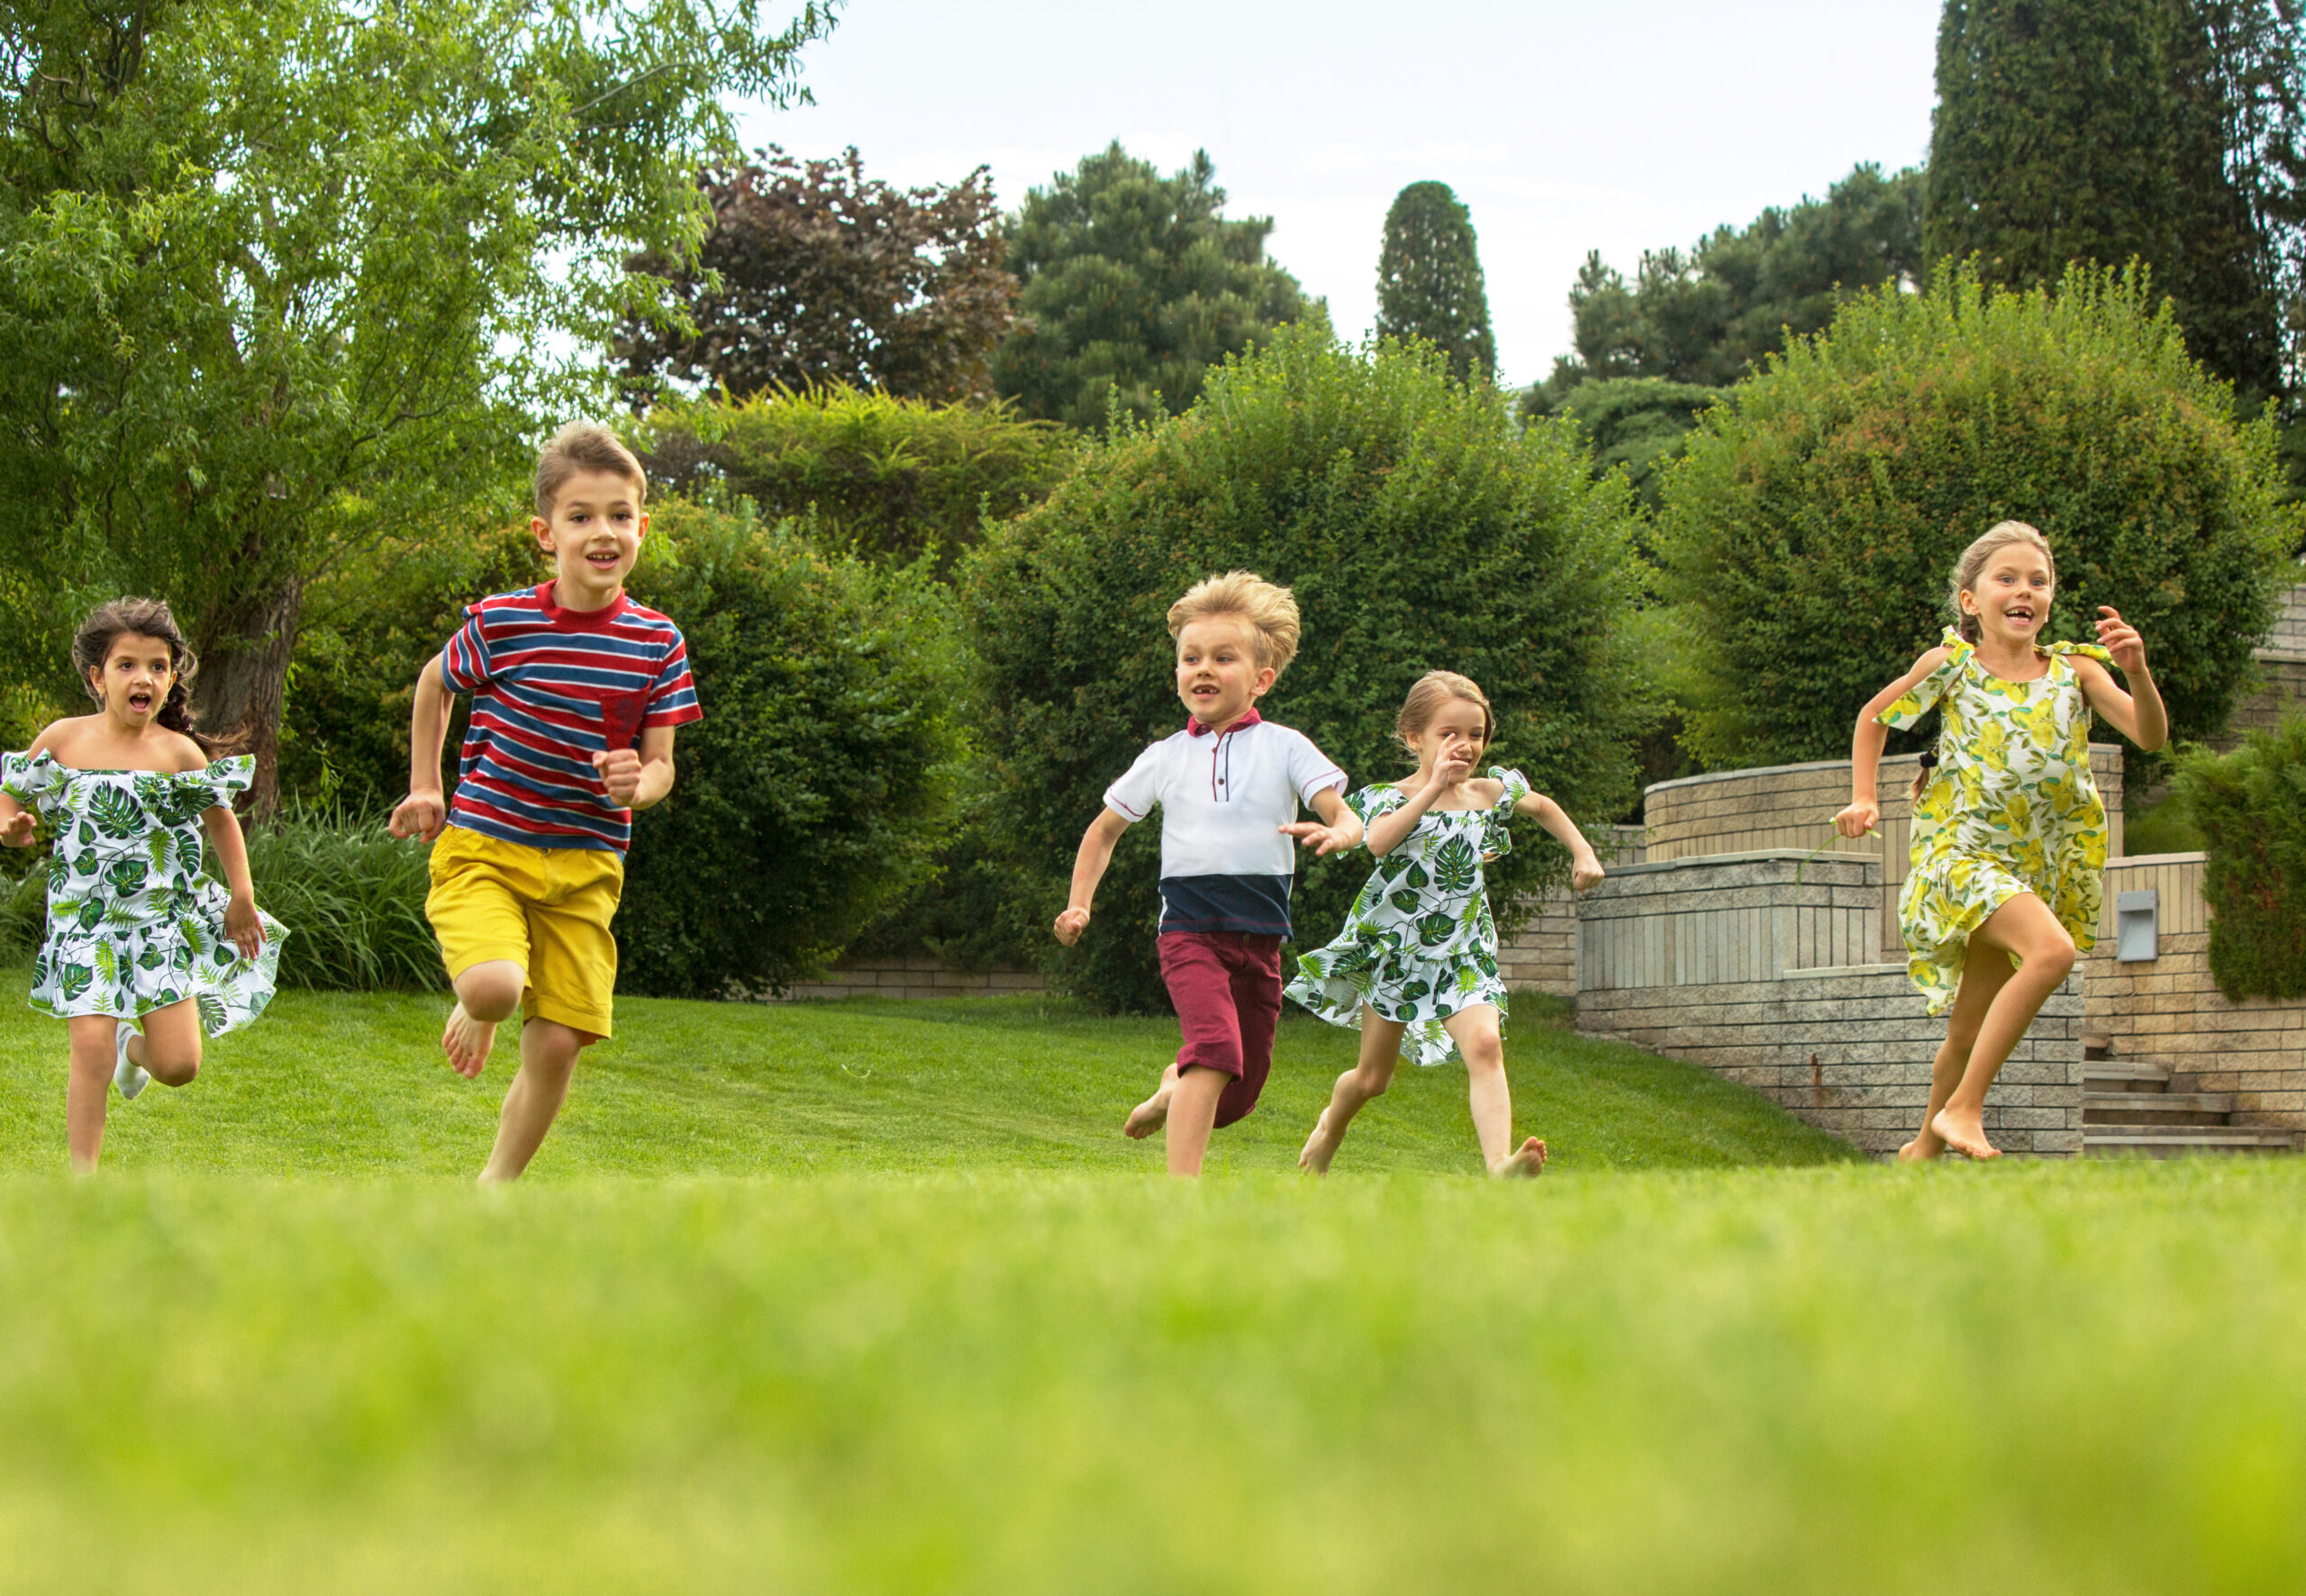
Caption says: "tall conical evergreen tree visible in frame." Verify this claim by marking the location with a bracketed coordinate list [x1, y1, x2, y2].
[1374, 181, 1497, 381]
[1925, 0, 2283, 401]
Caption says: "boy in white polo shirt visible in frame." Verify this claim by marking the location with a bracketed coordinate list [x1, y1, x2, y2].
[1053, 571, 1361, 1176]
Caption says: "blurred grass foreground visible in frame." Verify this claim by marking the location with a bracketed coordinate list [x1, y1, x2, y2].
[0, 989, 2299, 1592]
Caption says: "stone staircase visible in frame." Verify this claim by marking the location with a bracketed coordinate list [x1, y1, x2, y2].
[2083, 1055, 2302, 1157]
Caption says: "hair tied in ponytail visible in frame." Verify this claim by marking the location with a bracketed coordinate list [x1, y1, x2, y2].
[1910, 748, 1939, 802]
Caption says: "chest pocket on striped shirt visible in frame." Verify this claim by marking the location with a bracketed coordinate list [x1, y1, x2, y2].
[596, 688, 649, 752]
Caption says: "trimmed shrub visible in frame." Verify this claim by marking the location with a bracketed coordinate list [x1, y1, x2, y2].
[634, 386, 1076, 567]
[1657, 265, 2302, 770]
[960, 324, 1653, 1013]
[2172, 717, 2306, 1001]
[617, 499, 968, 997]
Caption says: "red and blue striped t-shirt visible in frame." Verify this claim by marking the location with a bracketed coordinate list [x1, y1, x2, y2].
[439, 581, 703, 855]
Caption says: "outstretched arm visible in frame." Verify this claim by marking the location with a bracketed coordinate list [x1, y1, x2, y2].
[388, 654, 457, 843]
[2075, 607, 2167, 751]
[1512, 792, 1606, 890]
[1837, 645, 1951, 839]
[1054, 808, 1131, 946]
[1281, 786, 1363, 857]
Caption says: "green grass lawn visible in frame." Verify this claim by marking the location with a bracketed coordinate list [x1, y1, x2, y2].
[3, 980, 2301, 1593]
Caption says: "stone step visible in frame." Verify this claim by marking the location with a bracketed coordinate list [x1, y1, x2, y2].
[2084, 1127, 2302, 1158]
[2083, 1059, 2174, 1094]
[2083, 1092, 2234, 1127]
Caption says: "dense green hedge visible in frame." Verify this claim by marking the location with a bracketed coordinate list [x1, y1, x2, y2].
[960, 325, 1653, 1013]
[2173, 717, 2306, 1002]
[1656, 265, 2301, 769]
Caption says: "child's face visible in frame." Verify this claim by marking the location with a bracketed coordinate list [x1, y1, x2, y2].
[1411, 697, 1488, 779]
[1961, 546, 2055, 645]
[1174, 616, 1275, 728]
[535, 468, 648, 603]
[93, 633, 175, 728]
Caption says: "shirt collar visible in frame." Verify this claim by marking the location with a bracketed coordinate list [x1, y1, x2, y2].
[1186, 707, 1262, 739]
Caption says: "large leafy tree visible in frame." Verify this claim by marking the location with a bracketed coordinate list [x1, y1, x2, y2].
[1373, 180, 1496, 381]
[0, 0, 828, 811]
[1925, 0, 2286, 403]
[617, 146, 1017, 404]
[993, 142, 1308, 429]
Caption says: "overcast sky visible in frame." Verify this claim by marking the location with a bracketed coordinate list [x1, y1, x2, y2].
[740, 1, 1942, 390]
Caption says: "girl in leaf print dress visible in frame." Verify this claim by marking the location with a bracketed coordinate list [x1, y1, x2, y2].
[1834, 522, 2166, 1163]
[0, 599, 284, 1173]
[1289, 671, 1607, 1177]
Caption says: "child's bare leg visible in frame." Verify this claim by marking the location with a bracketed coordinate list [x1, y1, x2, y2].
[1301, 1010, 1404, 1174]
[1931, 893, 2076, 1160]
[444, 960, 524, 1079]
[134, 1000, 203, 1088]
[65, 1017, 119, 1173]
[1446, 1005, 1545, 1176]
[1124, 1062, 1182, 1138]
[478, 1019, 591, 1183]
[1164, 1065, 1230, 1176]
[1902, 955, 2012, 1162]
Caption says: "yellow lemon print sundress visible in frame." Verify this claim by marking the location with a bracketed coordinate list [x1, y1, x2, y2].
[1877, 628, 2112, 1016]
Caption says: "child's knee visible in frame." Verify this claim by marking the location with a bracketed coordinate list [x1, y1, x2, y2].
[1354, 1064, 1391, 1098]
[455, 961, 526, 1020]
[2034, 934, 2077, 981]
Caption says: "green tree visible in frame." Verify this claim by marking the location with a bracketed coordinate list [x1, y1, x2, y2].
[618, 146, 1018, 404]
[634, 385, 1075, 567]
[1925, 0, 2283, 403]
[1530, 163, 1925, 410]
[1656, 265, 2300, 771]
[993, 143, 1309, 429]
[964, 325, 1652, 1013]
[0, 0, 827, 812]
[1551, 377, 1723, 512]
[1373, 181, 1496, 381]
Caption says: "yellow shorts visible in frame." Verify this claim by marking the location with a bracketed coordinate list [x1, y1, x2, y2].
[425, 825, 624, 1038]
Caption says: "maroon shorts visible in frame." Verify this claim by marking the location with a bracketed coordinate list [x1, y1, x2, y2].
[1158, 929, 1285, 1129]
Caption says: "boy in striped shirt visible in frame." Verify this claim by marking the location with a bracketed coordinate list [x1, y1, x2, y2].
[388, 422, 702, 1182]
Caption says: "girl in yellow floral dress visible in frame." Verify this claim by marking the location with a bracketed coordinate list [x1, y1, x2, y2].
[1834, 521, 2167, 1160]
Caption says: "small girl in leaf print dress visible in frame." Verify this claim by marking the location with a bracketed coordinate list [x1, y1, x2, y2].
[1835, 521, 2166, 1162]
[1289, 671, 1606, 1177]
[0, 599, 284, 1173]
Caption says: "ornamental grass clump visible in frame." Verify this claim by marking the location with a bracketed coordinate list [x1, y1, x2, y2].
[1656, 264, 2300, 770]
[241, 806, 444, 992]
[962, 323, 1653, 1012]
[2173, 715, 2306, 1002]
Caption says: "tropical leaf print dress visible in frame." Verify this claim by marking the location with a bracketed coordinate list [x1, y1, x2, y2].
[1879, 629, 2111, 1017]
[0, 752, 286, 1033]
[1285, 768, 1531, 1066]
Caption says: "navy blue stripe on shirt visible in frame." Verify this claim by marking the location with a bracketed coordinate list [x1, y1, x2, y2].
[1158, 874, 1294, 937]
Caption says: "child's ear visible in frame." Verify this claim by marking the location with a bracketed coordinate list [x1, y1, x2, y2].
[531, 515, 554, 551]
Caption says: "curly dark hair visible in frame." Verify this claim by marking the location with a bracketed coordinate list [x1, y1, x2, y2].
[70, 597, 227, 756]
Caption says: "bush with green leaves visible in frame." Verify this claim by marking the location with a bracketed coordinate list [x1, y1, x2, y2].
[2173, 716, 2306, 1001]
[634, 386, 1076, 567]
[617, 500, 967, 997]
[1656, 265, 2301, 770]
[960, 325, 1652, 1013]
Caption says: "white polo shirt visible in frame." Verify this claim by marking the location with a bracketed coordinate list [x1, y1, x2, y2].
[1103, 711, 1348, 935]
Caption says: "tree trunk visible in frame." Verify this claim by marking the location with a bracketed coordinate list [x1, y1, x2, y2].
[192, 576, 303, 819]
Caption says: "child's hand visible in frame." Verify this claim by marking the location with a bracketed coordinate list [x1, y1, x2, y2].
[1430, 737, 1475, 789]
[223, 891, 265, 961]
[388, 789, 447, 843]
[1834, 799, 1879, 839]
[1281, 818, 1357, 857]
[0, 810, 35, 848]
[594, 748, 643, 807]
[1570, 850, 1605, 892]
[1053, 906, 1091, 946]
[2094, 606, 2150, 675]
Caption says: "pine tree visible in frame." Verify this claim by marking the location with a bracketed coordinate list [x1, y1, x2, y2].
[1925, 0, 2283, 402]
[1373, 182, 1497, 381]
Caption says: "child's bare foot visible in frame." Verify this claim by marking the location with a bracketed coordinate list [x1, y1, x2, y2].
[1299, 1109, 1344, 1174]
[441, 1003, 497, 1079]
[1123, 1065, 1178, 1139]
[1929, 1107, 2001, 1160]
[1897, 1128, 1947, 1163]
[1490, 1136, 1548, 1178]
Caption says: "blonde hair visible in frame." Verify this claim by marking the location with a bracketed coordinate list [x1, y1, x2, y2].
[1911, 519, 2059, 800]
[1396, 670, 1494, 761]
[1167, 571, 1302, 676]
[1949, 520, 2056, 644]
[535, 421, 647, 518]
